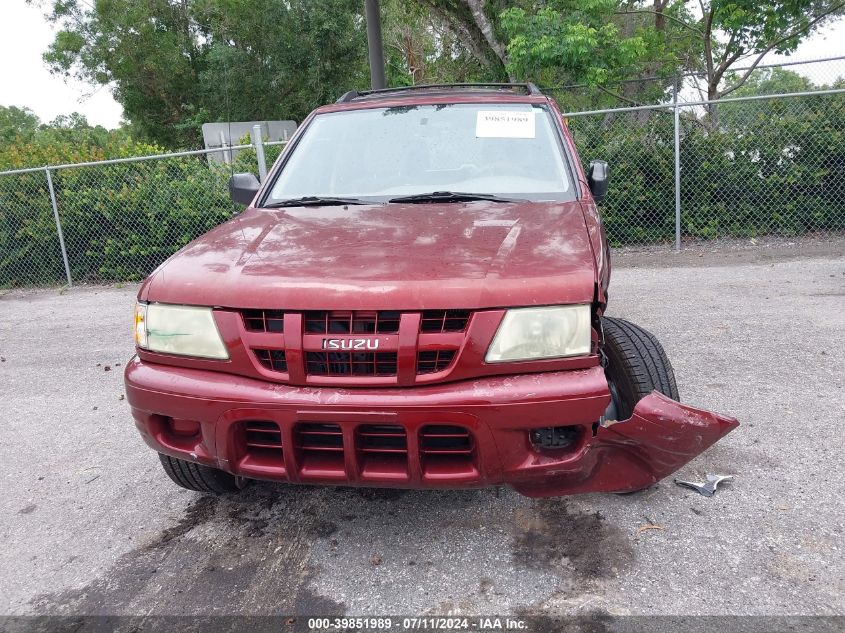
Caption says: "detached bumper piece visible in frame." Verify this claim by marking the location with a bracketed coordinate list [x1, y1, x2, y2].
[512, 392, 739, 497]
[125, 358, 738, 497]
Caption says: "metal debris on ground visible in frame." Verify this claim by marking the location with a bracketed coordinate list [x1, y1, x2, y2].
[635, 524, 664, 537]
[674, 474, 734, 497]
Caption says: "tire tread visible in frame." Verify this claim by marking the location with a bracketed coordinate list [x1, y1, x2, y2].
[157, 453, 243, 494]
[602, 317, 679, 418]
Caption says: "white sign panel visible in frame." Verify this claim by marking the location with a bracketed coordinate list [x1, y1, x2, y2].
[202, 120, 298, 164]
[475, 110, 535, 138]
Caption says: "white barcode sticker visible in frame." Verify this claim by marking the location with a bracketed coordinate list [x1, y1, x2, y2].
[475, 110, 536, 138]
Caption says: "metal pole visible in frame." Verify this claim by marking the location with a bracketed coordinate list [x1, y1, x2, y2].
[365, 0, 386, 90]
[673, 77, 682, 252]
[45, 168, 72, 286]
[251, 124, 268, 182]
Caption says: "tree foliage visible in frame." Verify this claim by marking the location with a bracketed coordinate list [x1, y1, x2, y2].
[0, 106, 41, 144]
[500, 0, 697, 109]
[38, 0, 370, 148]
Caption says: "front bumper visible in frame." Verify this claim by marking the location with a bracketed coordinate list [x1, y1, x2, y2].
[124, 357, 738, 497]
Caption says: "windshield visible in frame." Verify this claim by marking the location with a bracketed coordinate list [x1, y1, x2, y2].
[265, 103, 574, 204]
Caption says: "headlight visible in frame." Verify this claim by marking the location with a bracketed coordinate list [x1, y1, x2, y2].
[134, 303, 229, 360]
[485, 304, 591, 363]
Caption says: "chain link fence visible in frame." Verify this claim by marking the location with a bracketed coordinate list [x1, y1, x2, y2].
[1, 80, 844, 288]
[566, 87, 845, 248]
[0, 138, 285, 287]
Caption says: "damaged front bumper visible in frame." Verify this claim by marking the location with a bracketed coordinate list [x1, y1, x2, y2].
[125, 358, 738, 497]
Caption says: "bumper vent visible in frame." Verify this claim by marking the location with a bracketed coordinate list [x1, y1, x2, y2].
[296, 422, 345, 477]
[420, 425, 476, 476]
[297, 423, 343, 451]
[244, 420, 283, 459]
[234, 421, 478, 483]
[357, 424, 409, 480]
[357, 424, 407, 454]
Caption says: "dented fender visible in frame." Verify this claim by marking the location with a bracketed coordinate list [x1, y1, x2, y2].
[514, 392, 739, 497]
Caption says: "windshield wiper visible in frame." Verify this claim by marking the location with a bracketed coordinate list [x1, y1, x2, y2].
[263, 196, 375, 208]
[388, 191, 525, 204]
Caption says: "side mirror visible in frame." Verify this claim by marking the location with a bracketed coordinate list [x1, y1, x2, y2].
[587, 160, 609, 203]
[228, 173, 261, 205]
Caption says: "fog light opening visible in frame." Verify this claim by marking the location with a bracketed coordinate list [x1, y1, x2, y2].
[530, 425, 582, 451]
[167, 418, 201, 438]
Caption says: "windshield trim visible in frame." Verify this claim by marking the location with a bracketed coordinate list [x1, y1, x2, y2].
[257, 102, 579, 208]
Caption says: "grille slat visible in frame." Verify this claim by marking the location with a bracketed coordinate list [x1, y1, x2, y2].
[357, 425, 408, 453]
[306, 351, 398, 377]
[297, 423, 344, 451]
[419, 425, 476, 476]
[420, 310, 470, 333]
[242, 310, 285, 333]
[417, 349, 457, 374]
[254, 349, 287, 372]
[303, 310, 401, 334]
[420, 425, 474, 454]
[244, 421, 283, 459]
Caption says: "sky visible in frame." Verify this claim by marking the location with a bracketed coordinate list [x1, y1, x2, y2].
[0, 0, 843, 130]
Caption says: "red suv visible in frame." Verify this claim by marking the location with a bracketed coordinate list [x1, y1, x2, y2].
[125, 84, 737, 496]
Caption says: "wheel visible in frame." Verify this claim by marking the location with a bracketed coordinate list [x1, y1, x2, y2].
[601, 317, 679, 421]
[157, 453, 248, 494]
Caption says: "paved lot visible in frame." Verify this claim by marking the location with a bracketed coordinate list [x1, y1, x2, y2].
[1, 253, 843, 617]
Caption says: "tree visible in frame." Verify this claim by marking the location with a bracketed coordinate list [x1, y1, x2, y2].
[0, 106, 41, 143]
[381, 0, 499, 85]
[617, 0, 845, 124]
[36, 0, 370, 148]
[498, 1, 696, 110]
[411, 0, 513, 80]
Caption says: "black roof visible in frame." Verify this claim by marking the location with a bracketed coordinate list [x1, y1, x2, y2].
[336, 83, 544, 103]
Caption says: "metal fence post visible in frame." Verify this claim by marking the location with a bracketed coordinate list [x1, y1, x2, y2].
[673, 78, 682, 252]
[45, 167, 72, 286]
[251, 125, 268, 182]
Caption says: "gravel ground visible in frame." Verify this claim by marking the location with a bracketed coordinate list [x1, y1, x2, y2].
[0, 252, 843, 618]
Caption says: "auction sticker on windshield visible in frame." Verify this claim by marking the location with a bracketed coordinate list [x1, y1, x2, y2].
[475, 110, 536, 138]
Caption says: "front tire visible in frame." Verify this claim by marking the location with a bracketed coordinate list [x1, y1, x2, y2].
[601, 317, 679, 420]
[158, 453, 247, 494]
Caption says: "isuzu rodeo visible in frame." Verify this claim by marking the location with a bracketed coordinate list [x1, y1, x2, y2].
[125, 83, 738, 497]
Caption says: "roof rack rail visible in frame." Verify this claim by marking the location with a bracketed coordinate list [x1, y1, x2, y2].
[336, 83, 543, 103]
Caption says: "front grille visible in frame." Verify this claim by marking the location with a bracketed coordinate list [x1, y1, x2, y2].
[244, 420, 283, 459]
[417, 350, 457, 374]
[240, 308, 475, 383]
[254, 349, 287, 372]
[304, 310, 401, 334]
[305, 351, 398, 376]
[420, 310, 471, 333]
[242, 309, 285, 332]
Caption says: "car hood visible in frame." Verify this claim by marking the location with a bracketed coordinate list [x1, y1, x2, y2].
[142, 201, 598, 310]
